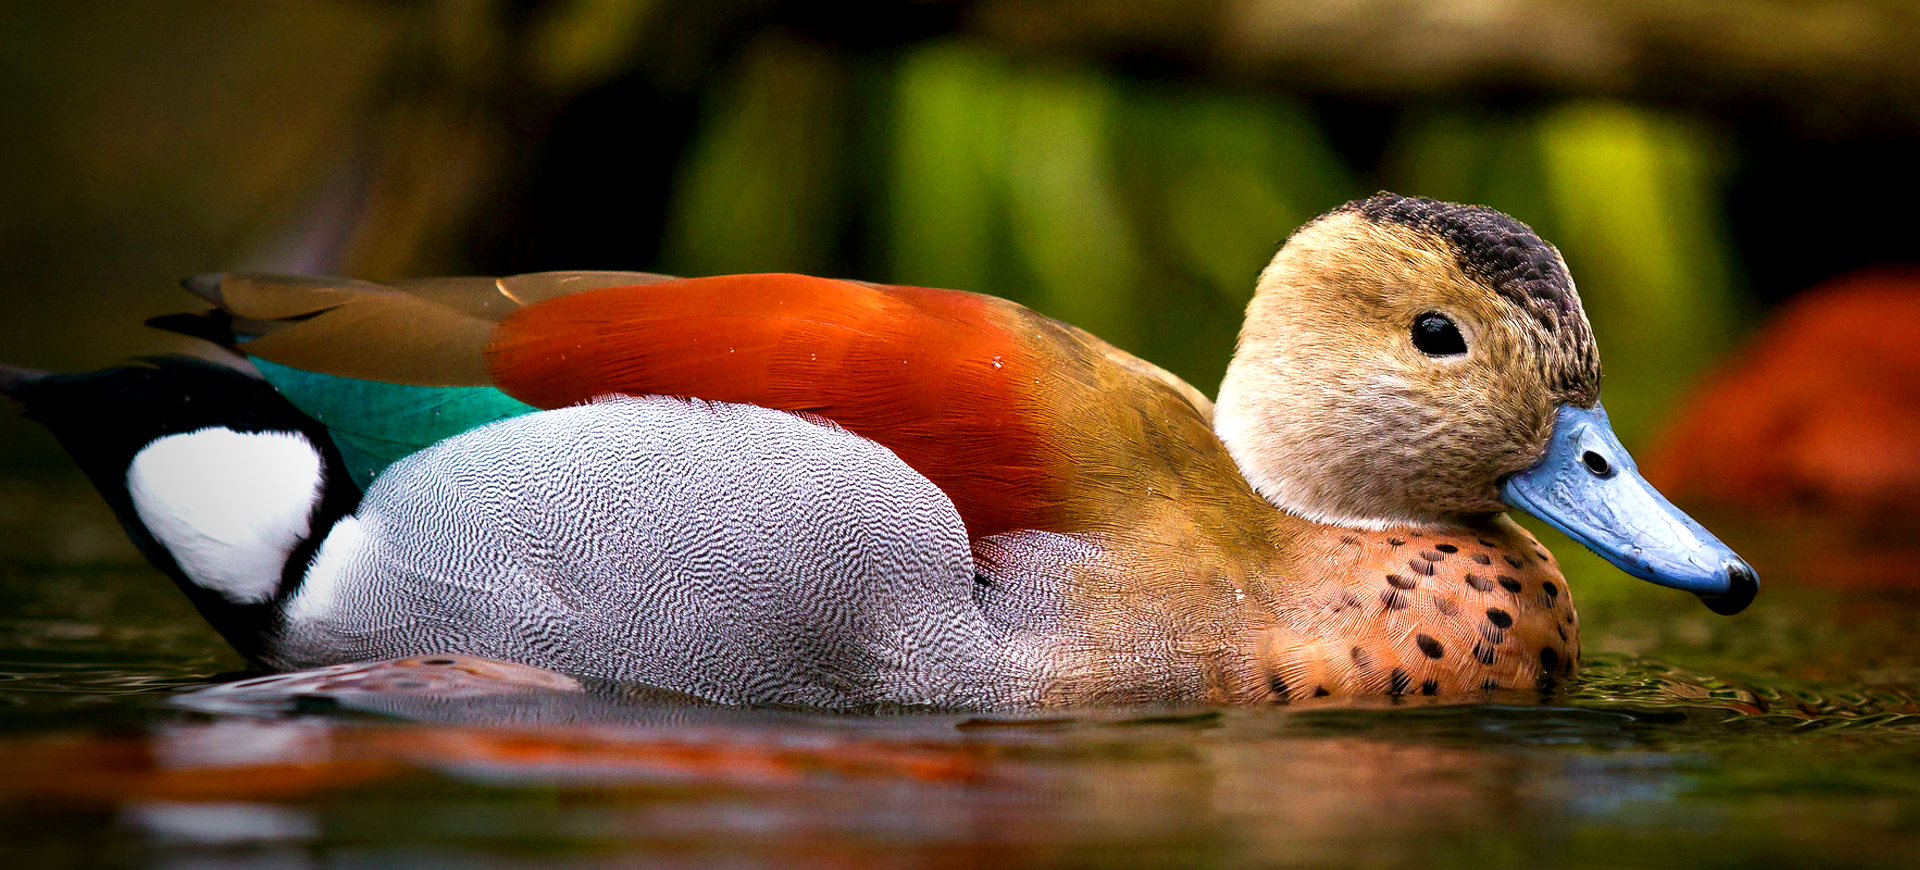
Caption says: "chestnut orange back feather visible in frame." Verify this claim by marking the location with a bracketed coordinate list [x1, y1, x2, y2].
[486, 273, 1235, 539]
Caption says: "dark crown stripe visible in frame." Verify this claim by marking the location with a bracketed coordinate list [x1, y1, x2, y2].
[1337, 192, 1601, 403]
[1341, 193, 1574, 324]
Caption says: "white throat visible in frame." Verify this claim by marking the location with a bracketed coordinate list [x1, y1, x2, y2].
[1213, 380, 1453, 533]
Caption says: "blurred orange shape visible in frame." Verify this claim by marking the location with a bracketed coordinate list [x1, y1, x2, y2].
[1648, 268, 1920, 528]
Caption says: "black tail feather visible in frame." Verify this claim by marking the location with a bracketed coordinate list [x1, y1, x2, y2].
[5, 354, 361, 663]
[0, 361, 48, 400]
[146, 310, 240, 348]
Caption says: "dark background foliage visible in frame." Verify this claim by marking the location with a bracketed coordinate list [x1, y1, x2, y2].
[3, 0, 1916, 459]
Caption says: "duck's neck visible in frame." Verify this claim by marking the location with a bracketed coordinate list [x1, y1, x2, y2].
[1211, 390, 1464, 532]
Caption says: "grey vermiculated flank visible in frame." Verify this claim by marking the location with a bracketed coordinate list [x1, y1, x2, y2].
[269, 395, 1061, 709]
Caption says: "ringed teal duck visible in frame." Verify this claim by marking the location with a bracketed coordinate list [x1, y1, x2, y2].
[2, 193, 1756, 709]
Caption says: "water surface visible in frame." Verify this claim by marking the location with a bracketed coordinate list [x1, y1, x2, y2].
[3, 471, 1918, 868]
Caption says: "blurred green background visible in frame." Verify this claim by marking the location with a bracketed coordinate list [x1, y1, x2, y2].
[2, 0, 1917, 466]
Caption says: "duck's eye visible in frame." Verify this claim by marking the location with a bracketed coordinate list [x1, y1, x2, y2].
[1411, 312, 1467, 357]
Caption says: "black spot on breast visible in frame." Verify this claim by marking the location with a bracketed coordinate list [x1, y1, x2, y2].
[1498, 575, 1523, 593]
[1472, 641, 1496, 665]
[1556, 624, 1568, 641]
[1313, 686, 1331, 698]
[1539, 647, 1560, 672]
[1434, 596, 1460, 616]
[1409, 559, 1436, 576]
[1421, 679, 1439, 696]
[1542, 581, 1559, 600]
[1435, 543, 1459, 554]
[1486, 608, 1514, 629]
[1476, 537, 1498, 547]
[1388, 536, 1406, 547]
[1535, 547, 1551, 561]
[1351, 646, 1369, 666]
[1380, 588, 1410, 611]
[1465, 573, 1495, 592]
[1387, 573, 1417, 589]
[1270, 674, 1291, 699]
[1470, 553, 1492, 565]
[1504, 554, 1526, 568]
[1419, 550, 1446, 562]
[1389, 668, 1411, 695]
[1482, 679, 1503, 692]
[1536, 672, 1559, 692]
[1416, 633, 1444, 659]
[1342, 591, 1365, 609]
[422, 658, 457, 666]
[1340, 534, 1361, 546]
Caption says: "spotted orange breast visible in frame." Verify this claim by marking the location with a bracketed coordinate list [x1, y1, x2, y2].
[1259, 518, 1579, 700]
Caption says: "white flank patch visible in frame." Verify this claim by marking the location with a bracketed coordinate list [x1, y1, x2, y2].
[283, 515, 363, 624]
[127, 428, 324, 604]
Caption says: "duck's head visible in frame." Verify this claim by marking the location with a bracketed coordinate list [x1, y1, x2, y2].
[1216, 192, 1756, 615]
